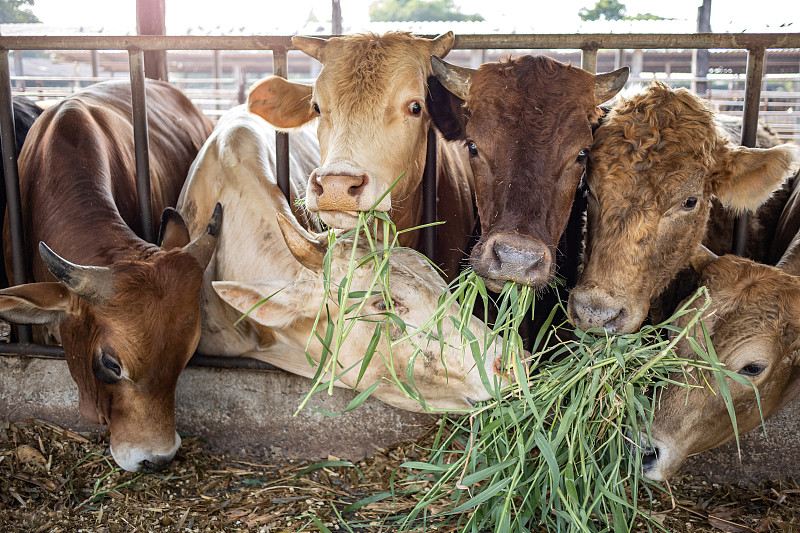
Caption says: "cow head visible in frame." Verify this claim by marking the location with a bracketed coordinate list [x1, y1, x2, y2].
[247, 31, 455, 230]
[640, 246, 800, 481]
[428, 55, 628, 291]
[568, 83, 800, 334]
[213, 213, 509, 412]
[0, 205, 221, 472]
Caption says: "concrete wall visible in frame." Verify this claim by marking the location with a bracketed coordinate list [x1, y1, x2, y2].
[1, 354, 797, 485]
[0, 355, 434, 460]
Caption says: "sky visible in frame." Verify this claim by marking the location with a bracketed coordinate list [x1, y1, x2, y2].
[25, 0, 800, 34]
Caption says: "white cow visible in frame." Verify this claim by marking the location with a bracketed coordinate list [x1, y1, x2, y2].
[177, 106, 505, 412]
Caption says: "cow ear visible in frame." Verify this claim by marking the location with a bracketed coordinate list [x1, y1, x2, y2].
[427, 74, 467, 142]
[712, 144, 800, 213]
[248, 76, 315, 130]
[0, 282, 71, 325]
[212, 280, 317, 329]
[158, 207, 191, 249]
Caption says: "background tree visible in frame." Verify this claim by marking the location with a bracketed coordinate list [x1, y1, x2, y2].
[0, 0, 40, 23]
[579, 0, 668, 22]
[369, 0, 483, 22]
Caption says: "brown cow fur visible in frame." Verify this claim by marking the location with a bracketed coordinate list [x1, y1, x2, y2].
[0, 80, 214, 472]
[568, 82, 799, 334]
[644, 252, 800, 480]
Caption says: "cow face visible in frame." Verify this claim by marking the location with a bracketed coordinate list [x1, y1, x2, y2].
[213, 214, 507, 412]
[568, 83, 800, 334]
[0, 207, 220, 472]
[641, 249, 800, 481]
[428, 55, 628, 291]
[247, 32, 455, 230]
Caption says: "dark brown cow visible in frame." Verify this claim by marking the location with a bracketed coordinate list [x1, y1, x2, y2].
[641, 245, 800, 481]
[568, 82, 800, 334]
[427, 55, 628, 290]
[246, 32, 475, 280]
[0, 80, 218, 472]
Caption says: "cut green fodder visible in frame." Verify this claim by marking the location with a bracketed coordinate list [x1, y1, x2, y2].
[355, 288, 752, 533]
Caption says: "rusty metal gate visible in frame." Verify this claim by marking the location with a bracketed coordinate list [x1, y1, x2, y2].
[0, 32, 799, 362]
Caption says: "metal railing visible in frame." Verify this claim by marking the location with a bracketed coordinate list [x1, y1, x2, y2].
[1, 32, 799, 359]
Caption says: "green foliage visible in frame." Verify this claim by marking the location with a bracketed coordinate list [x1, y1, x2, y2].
[369, 0, 484, 22]
[0, 0, 40, 23]
[579, 0, 669, 21]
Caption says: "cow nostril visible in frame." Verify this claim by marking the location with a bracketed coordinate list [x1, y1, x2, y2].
[640, 445, 660, 472]
[347, 174, 367, 196]
[310, 174, 324, 196]
[141, 458, 170, 472]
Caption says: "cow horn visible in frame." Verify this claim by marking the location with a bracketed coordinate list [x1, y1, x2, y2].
[292, 36, 327, 63]
[431, 55, 474, 102]
[39, 242, 114, 305]
[594, 66, 630, 105]
[276, 213, 327, 272]
[430, 31, 455, 59]
[689, 244, 719, 273]
[183, 202, 223, 270]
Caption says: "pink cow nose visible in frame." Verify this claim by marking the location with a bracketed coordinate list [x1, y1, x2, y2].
[312, 173, 369, 211]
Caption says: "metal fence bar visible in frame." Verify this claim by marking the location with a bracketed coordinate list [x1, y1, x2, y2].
[732, 46, 766, 256]
[273, 47, 290, 201]
[128, 48, 155, 243]
[422, 127, 438, 262]
[3, 33, 800, 51]
[0, 50, 31, 343]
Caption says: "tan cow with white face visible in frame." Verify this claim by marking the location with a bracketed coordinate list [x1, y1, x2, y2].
[247, 32, 475, 280]
[568, 82, 800, 334]
[641, 246, 800, 481]
[179, 105, 506, 412]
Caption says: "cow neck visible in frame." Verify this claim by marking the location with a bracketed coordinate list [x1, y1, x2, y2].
[389, 182, 424, 251]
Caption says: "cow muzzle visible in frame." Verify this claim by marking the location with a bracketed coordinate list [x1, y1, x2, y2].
[472, 233, 553, 291]
[109, 430, 181, 473]
[306, 163, 391, 229]
[567, 286, 645, 334]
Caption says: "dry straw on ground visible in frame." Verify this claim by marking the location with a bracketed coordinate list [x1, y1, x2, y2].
[2, 417, 799, 532]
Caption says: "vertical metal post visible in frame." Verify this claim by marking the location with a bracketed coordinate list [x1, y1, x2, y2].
[128, 48, 154, 243]
[91, 50, 99, 78]
[0, 51, 31, 343]
[213, 49, 222, 111]
[273, 47, 290, 201]
[732, 47, 766, 256]
[13, 51, 24, 91]
[581, 48, 598, 74]
[422, 127, 437, 263]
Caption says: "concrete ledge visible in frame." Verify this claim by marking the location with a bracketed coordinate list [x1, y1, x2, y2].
[1, 355, 797, 484]
[0, 355, 434, 460]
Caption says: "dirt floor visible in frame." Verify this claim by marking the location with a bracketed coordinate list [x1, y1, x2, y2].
[1, 418, 799, 532]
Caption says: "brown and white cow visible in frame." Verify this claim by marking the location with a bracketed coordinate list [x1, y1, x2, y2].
[567, 82, 800, 334]
[247, 31, 475, 280]
[178, 105, 507, 412]
[427, 55, 628, 290]
[641, 245, 800, 481]
[0, 80, 218, 472]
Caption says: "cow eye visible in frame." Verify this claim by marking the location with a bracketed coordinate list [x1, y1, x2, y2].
[408, 101, 422, 116]
[312, 102, 320, 114]
[94, 349, 122, 384]
[738, 363, 766, 378]
[374, 299, 392, 311]
[681, 197, 698, 210]
[577, 149, 589, 163]
[466, 141, 478, 157]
